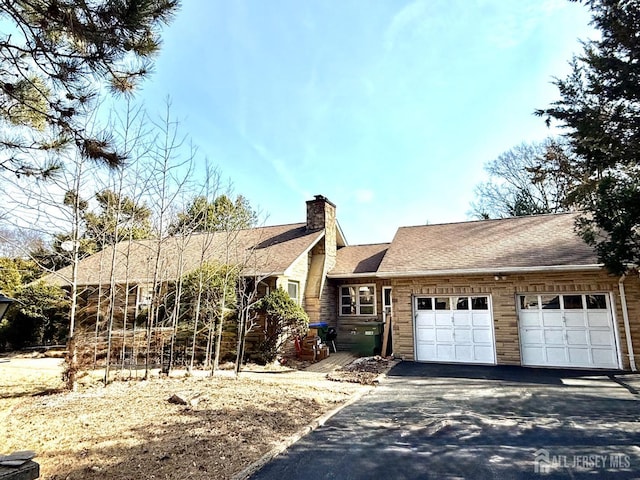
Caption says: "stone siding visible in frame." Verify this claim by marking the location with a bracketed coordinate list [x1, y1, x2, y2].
[304, 196, 338, 324]
[389, 271, 640, 370]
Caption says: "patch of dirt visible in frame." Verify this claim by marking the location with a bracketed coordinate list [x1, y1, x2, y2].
[327, 356, 395, 385]
[0, 356, 365, 480]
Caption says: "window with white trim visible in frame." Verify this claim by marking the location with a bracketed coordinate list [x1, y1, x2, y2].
[287, 280, 300, 304]
[383, 287, 392, 316]
[340, 284, 376, 316]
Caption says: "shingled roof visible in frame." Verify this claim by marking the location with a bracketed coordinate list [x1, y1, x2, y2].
[329, 243, 390, 277]
[45, 223, 324, 287]
[377, 212, 599, 276]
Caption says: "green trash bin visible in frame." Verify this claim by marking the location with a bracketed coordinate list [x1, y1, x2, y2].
[351, 323, 383, 356]
[309, 322, 329, 342]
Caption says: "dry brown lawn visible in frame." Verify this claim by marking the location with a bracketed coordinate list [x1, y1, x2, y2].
[0, 355, 367, 480]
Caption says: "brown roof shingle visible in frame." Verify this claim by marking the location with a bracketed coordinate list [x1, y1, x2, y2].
[330, 243, 390, 276]
[45, 223, 324, 286]
[377, 213, 598, 275]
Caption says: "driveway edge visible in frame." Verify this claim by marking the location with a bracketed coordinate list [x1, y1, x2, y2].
[230, 384, 374, 480]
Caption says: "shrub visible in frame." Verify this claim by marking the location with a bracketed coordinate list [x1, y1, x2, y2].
[254, 287, 308, 363]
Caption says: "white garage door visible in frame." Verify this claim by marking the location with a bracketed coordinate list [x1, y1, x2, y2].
[414, 296, 496, 364]
[518, 293, 620, 369]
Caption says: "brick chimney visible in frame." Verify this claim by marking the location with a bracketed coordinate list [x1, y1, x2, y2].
[306, 194, 336, 259]
[306, 195, 336, 232]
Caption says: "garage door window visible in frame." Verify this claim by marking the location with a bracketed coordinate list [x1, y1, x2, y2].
[563, 295, 583, 309]
[471, 297, 489, 310]
[417, 298, 432, 310]
[586, 294, 607, 309]
[420, 296, 490, 311]
[455, 297, 469, 309]
[542, 295, 560, 309]
[435, 298, 449, 310]
[520, 294, 609, 312]
[520, 295, 539, 309]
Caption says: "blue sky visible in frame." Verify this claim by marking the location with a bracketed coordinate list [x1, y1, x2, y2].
[133, 0, 594, 245]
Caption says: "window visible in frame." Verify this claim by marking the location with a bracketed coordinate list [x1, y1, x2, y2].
[416, 295, 490, 313]
[454, 297, 469, 310]
[541, 295, 560, 309]
[586, 294, 607, 310]
[518, 294, 609, 311]
[287, 281, 300, 304]
[383, 287, 393, 315]
[435, 298, 450, 310]
[340, 284, 376, 316]
[519, 295, 539, 310]
[471, 297, 489, 310]
[138, 284, 153, 306]
[563, 295, 583, 310]
[417, 297, 432, 310]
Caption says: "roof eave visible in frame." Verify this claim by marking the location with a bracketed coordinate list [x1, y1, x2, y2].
[375, 264, 604, 278]
[283, 230, 326, 277]
[335, 220, 348, 247]
[327, 272, 380, 279]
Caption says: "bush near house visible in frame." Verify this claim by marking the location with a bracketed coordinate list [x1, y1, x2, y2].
[254, 287, 309, 364]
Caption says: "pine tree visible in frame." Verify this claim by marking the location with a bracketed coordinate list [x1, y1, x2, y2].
[537, 0, 640, 274]
[0, 0, 178, 177]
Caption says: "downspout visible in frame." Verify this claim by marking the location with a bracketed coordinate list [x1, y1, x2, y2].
[618, 274, 637, 372]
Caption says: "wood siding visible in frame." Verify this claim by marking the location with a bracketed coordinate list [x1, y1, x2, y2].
[330, 277, 391, 351]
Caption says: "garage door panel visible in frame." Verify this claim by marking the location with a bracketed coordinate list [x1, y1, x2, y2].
[453, 314, 471, 326]
[565, 313, 586, 327]
[436, 329, 454, 342]
[454, 329, 471, 343]
[455, 345, 473, 362]
[566, 330, 588, 345]
[435, 314, 452, 326]
[589, 331, 614, 346]
[473, 329, 493, 343]
[416, 313, 435, 327]
[474, 345, 495, 363]
[521, 346, 544, 364]
[543, 329, 564, 345]
[416, 327, 435, 342]
[567, 348, 590, 364]
[436, 344, 454, 361]
[416, 344, 436, 361]
[519, 293, 619, 369]
[587, 313, 610, 327]
[520, 312, 541, 327]
[592, 349, 617, 365]
[520, 328, 543, 344]
[472, 314, 491, 326]
[546, 347, 567, 364]
[542, 313, 563, 327]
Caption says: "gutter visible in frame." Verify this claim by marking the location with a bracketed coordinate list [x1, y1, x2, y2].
[378, 264, 605, 278]
[618, 274, 637, 372]
[327, 272, 382, 279]
[327, 264, 603, 279]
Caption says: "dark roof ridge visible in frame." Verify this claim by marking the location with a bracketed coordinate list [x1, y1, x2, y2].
[187, 221, 306, 235]
[340, 242, 391, 247]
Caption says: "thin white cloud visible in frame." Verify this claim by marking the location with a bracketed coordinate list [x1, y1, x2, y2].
[250, 142, 311, 200]
[355, 189, 374, 204]
[384, 0, 429, 52]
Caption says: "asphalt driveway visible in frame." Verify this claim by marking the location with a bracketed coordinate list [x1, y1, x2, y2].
[249, 362, 640, 479]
